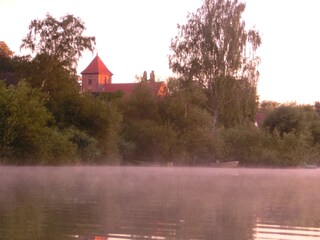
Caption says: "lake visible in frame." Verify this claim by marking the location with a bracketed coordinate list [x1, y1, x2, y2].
[0, 166, 320, 240]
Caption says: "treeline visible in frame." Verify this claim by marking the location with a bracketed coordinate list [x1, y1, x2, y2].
[1, 3, 320, 167]
[218, 102, 320, 167]
[0, 71, 215, 165]
[1, 64, 320, 167]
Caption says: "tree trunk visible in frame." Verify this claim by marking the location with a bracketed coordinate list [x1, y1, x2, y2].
[211, 110, 218, 135]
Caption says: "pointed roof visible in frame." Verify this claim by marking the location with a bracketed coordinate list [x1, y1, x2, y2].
[81, 55, 113, 75]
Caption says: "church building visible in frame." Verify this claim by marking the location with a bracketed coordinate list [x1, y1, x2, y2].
[81, 55, 166, 96]
[81, 54, 113, 92]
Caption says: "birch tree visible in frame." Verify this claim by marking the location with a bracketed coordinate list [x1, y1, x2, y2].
[21, 13, 95, 73]
[169, 0, 261, 129]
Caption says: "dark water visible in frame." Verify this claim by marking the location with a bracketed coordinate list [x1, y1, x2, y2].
[0, 167, 320, 240]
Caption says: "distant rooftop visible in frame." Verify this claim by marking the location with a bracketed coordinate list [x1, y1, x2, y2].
[81, 54, 113, 76]
[101, 82, 165, 96]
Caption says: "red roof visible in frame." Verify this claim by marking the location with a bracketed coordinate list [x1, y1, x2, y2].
[81, 55, 113, 75]
[102, 82, 166, 96]
[104, 83, 136, 95]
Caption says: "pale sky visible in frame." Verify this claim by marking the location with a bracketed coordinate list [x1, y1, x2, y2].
[1, 0, 320, 104]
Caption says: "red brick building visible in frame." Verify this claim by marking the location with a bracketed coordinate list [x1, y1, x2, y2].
[81, 54, 113, 92]
[81, 55, 166, 96]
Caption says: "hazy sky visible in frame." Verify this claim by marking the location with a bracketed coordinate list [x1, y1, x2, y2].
[1, 0, 320, 104]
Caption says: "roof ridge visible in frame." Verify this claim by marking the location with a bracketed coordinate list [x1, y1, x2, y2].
[81, 55, 113, 75]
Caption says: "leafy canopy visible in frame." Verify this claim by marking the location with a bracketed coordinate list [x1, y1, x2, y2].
[170, 0, 261, 83]
[0, 41, 14, 58]
[0, 81, 77, 163]
[21, 13, 96, 72]
[169, 0, 261, 127]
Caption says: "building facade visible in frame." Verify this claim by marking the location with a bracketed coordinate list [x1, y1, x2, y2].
[81, 55, 166, 96]
[81, 54, 113, 92]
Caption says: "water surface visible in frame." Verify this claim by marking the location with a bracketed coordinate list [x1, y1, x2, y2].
[0, 167, 320, 240]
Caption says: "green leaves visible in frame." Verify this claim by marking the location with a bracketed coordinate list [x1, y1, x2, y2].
[169, 0, 261, 128]
[0, 81, 77, 163]
[262, 105, 304, 137]
[159, 80, 215, 163]
[21, 13, 96, 73]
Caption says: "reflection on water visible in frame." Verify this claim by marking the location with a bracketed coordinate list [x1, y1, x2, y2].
[0, 167, 320, 240]
[254, 221, 320, 240]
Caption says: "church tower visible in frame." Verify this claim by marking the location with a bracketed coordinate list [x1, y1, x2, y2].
[81, 54, 113, 92]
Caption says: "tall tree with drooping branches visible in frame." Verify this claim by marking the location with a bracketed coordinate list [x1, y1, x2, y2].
[21, 13, 96, 73]
[169, 0, 261, 129]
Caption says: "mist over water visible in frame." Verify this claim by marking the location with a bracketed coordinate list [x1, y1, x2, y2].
[0, 167, 320, 240]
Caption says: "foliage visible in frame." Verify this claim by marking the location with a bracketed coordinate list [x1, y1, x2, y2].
[0, 70, 122, 164]
[309, 120, 320, 146]
[19, 53, 80, 92]
[10, 13, 123, 163]
[98, 91, 124, 102]
[137, 70, 157, 83]
[215, 104, 320, 167]
[215, 124, 270, 165]
[13, 54, 114, 158]
[213, 76, 258, 128]
[0, 82, 16, 158]
[218, 105, 320, 167]
[122, 82, 160, 121]
[161, 79, 208, 128]
[51, 91, 123, 163]
[216, 124, 319, 167]
[315, 101, 320, 115]
[0, 42, 13, 58]
[21, 13, 95, 73]
[64, 127, 100, 163]
[169, 0, 261, 127]
[0, 42, 14, 73]
[120, 82, 175, 163]
[2, 76, 320, 166]
[159, 79, 215, 164]
[122, 120, 176, 163]
[0, 13, 124, 164]
[4, 12, 320, 167]
[262, 105, 302, 137]
[98, 101, 123, 164]
[0, 81, 77, 164]
[262, 105, 319, 137]
[260, 100, 280, 113]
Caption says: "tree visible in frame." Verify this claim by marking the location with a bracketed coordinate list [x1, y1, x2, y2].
[159, 79, 215, 164]
[142, 71, 148, 82]
[0, 81, 77, 163]
[120, 83, 176, 163]
[261, 104, 320, 138]
[260, 100, 281, 113]
[18, 14, 102, 138]
[20, 13, 95, 73]
[169, 0, 261, 128]
[122, 82, 159, 121]
[137, 70, 156, 82]
[14, 53, 85, 131]
[150, 70, 155, 82]
[212, 76, 258, 128]
[17, 53, 80, 93]
[0, 42, 14, 72]
[0, 41, 13, 58]
[315, 101, 320, 115]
